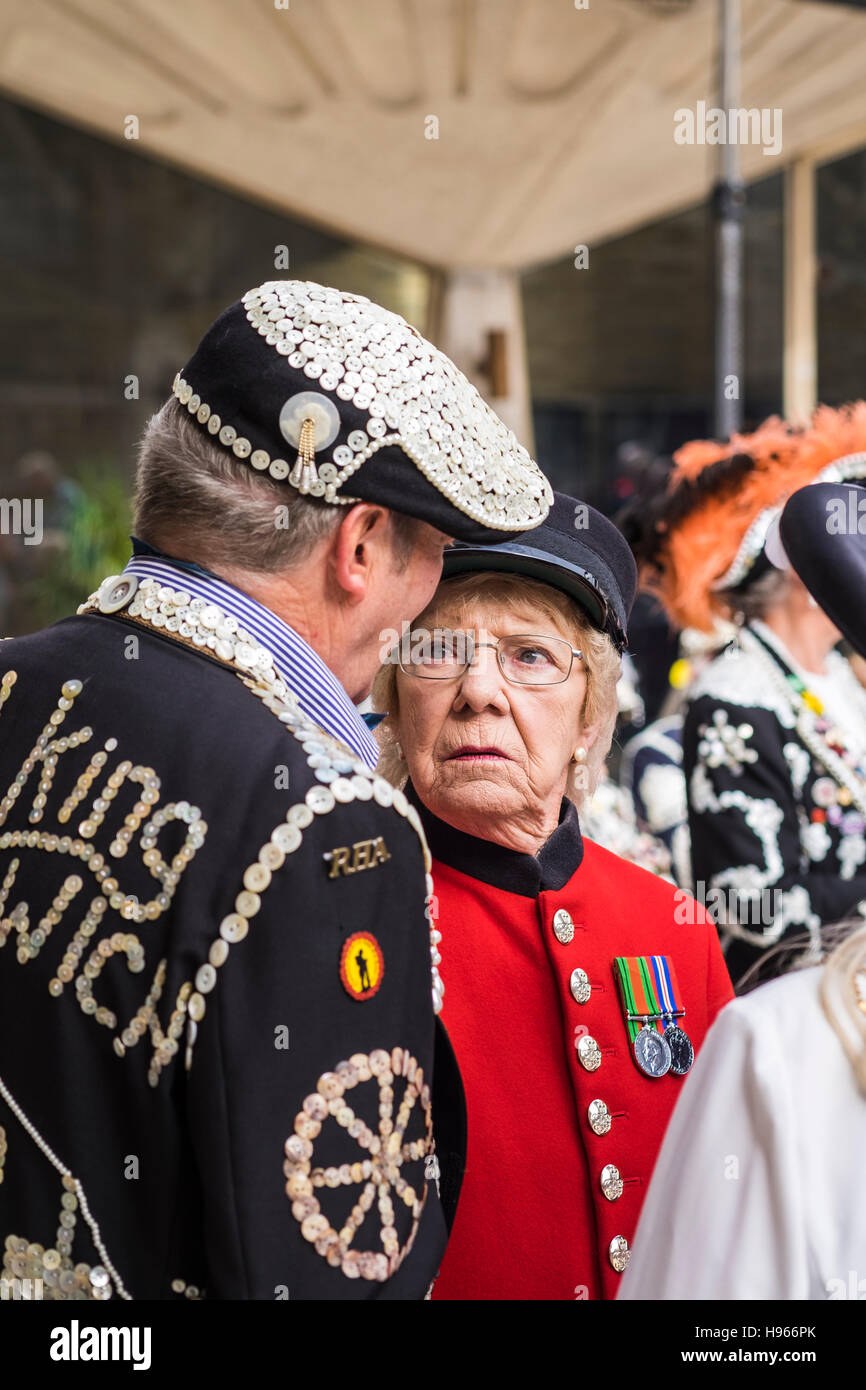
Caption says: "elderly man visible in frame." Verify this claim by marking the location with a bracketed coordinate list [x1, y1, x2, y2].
[0, 280, 551, 1301]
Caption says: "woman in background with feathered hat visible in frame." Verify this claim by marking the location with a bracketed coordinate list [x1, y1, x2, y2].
[620, 478, 866, 1302]
[636, 403, 866, 986]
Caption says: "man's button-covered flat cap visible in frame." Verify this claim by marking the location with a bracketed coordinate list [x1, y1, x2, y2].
[441, 490, 638, 651]
[172, 280, 553, 544]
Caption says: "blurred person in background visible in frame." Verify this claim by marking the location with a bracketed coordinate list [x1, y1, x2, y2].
[1, 451, 84, 631]
[1, 451, 119, 638]
[14, 450, 85, 573]
[618, 627, 731, 891]
[579, 652, 674, 879]
[620, 480, 866, 1301]
[636, 405, 866, 988]
[616, 451, 681, 730]
[614, 453, 697, 886]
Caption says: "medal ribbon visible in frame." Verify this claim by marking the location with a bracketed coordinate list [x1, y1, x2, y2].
[615, 957, 665, 1042]
[614, 958, 639, 1044]
[638, 956, 666, 1035]
[650, 954, 685, 1024]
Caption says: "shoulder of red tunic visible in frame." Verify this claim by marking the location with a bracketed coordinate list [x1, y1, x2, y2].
[579, 835, 686, 907]
[578, 836, 735, 1019]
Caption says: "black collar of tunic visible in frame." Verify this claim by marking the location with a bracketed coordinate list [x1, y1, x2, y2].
[405, 781, 583, 898]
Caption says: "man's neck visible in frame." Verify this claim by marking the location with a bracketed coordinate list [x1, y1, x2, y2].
[219, 566, 320, 647]
[215, 563, 365, 699]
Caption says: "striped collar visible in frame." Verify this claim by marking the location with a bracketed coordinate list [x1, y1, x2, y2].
[122, 552, 379, 768]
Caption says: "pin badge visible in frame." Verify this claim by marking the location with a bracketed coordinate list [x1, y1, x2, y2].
[339, 932, 384, 1001]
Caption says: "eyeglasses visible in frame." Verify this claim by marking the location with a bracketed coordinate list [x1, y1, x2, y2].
[397, 631, 584, 686]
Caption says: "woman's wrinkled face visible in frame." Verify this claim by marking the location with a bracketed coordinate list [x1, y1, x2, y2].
[394, 592, 595, 844]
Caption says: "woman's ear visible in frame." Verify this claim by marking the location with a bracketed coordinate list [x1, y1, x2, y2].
[384, 706, 402, 746]
[581, 720, 601, 752]
[377, 711, 409, 788]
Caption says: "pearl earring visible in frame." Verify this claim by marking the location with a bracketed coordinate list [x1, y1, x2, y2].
[395, 741, 404, 761]
[573, 746, 587, 764]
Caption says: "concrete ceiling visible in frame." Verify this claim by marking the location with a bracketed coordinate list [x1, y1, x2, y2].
[1, 0, 866, 271]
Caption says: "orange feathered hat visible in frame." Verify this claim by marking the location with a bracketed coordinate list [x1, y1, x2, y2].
[644, 402, 866, 632]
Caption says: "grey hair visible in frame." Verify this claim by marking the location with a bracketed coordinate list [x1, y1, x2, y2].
[372, 572, 622, 808]
[718, 566, 788, 624]
[134, 396, 342, 572]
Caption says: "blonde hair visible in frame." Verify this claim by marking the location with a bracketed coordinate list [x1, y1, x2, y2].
[820, 921, 866, 1098]
[372, 572, 621, 807]
[742, 919, 866, 1097]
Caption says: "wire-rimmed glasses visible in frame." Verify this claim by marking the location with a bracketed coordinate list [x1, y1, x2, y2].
[397, 631, 584, 686]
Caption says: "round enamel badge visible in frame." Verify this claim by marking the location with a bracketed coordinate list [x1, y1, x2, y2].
[340, 933, 384, 1001]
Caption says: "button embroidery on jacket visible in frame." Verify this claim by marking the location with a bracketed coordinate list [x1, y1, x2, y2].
[284, 1048, 433, 1282]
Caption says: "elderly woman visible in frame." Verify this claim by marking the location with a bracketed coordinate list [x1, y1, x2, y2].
[374, 493, 733, 1301]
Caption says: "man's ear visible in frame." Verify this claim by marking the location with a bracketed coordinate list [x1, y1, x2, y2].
[332, 504, 391, 605]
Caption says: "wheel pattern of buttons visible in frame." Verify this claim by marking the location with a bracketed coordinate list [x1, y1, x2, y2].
[283, 1047, 433, 1282]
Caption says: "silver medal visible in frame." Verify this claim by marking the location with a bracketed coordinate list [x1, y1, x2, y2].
[634, 1024, 672, 1078]
[664, 1024, 695, 1075]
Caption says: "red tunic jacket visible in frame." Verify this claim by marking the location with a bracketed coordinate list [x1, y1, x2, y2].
[419, 794, 734, 1301]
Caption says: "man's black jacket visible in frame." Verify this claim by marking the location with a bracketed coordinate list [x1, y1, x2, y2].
[0, 610, 464, 1300]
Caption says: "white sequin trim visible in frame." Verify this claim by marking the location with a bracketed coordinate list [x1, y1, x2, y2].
[713, 450, 866, 591]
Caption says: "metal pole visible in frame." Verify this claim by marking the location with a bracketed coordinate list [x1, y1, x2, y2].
[713, 0, 744, 438]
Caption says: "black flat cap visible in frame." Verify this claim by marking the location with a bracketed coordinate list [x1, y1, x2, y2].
[171, 280, 552, 544]
[780, 482, 866, 658]
[441, 491, 637, 651]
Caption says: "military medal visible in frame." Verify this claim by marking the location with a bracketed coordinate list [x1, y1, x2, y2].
[649, 954, 695, 1076]
[614, 956, 673, 1079]
[634, 1023, 672, 1077]
[664, 1026, 694, 1075]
